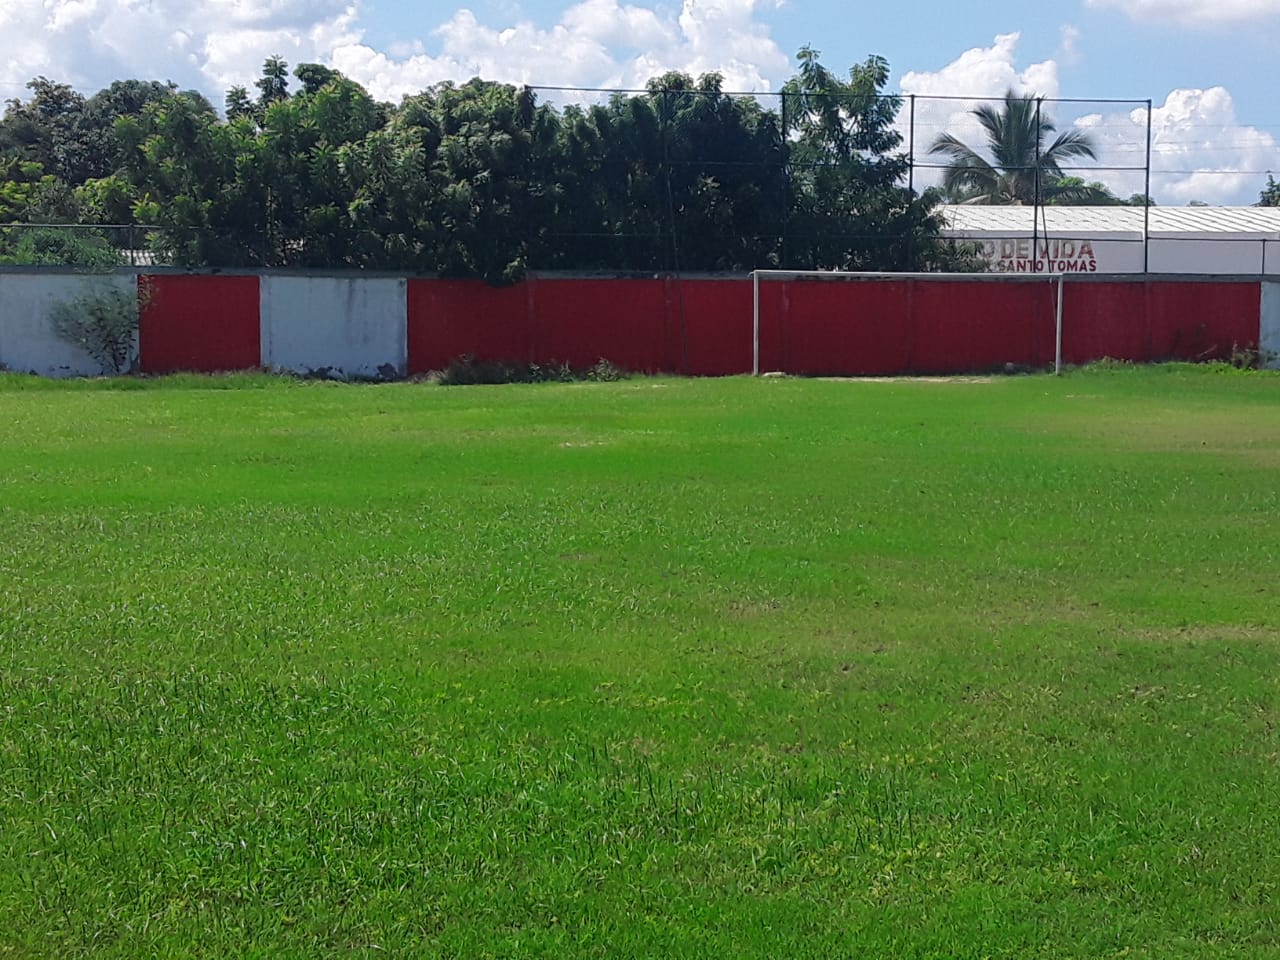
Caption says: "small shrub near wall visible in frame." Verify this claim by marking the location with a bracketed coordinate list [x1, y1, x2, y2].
[50, 280, 145, 375]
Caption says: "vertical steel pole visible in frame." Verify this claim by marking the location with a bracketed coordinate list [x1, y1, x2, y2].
[907, 94, 916, 269]
[907, 94, 916, 196]
[1032, 97, 1042, 274]
[753, 270, 760, 375]
[1144, 99, 1153, 274]
[780, 90, 789, 268]
[1055, 273, 1064, 375]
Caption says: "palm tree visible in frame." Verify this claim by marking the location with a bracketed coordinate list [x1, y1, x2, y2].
[928, 90, 1104, 205]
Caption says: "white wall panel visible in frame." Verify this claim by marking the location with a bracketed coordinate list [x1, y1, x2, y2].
[1261, 282, 1280, 369]
[261, 276, 407, 378]
[0, 272, 138, 377]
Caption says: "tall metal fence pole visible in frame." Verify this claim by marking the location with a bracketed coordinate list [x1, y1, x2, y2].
[907, 94, 916, 269]
[907, 94, 916, 198]
[780, 89, 789, 268]
[1032, 98, 1042, 274]
[1144, 98, 1153, 274]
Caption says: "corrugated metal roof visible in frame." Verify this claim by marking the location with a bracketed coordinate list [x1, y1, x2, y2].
[940, 205, 1280, 239]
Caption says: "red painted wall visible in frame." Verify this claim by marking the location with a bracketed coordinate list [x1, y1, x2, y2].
[909, 280, 1056, 372]
[1146, 281, 1258, 360]
[139, 275, 260, 373]
[407, 279, 530, 374]
[773, 279, 912, 375]
[380, 275, 1260, 379]
[1062, 280, 1259, 364]
[679, 279, 755, 375]
[531, 277, 668, 371]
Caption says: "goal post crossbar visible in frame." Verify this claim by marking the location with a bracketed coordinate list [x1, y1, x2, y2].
[749, 269, 1067, 377]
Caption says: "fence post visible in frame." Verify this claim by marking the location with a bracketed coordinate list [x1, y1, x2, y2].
[907, 93, 916, 270]
[780, 89, 789, 268]
[1032, 97, 1042, 275]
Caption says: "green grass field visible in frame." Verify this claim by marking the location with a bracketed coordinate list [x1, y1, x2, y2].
[1, 365, 1278, 958]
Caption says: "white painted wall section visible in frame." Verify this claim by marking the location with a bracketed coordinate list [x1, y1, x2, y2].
[0, 272, 138, 377]
[1147, 239, 1266, 276]
[1261, 282, 1280, 370]
[261, 276, 407, 377]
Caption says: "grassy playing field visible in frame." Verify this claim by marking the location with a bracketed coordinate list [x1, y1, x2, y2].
[1, 365, 1278, 958]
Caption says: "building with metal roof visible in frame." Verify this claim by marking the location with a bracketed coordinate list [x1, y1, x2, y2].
[939, 205, 1280, 275]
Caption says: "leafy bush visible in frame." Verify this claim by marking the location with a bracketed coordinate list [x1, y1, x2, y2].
[50, 283, 144, 374]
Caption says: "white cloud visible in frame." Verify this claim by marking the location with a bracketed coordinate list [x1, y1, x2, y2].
[900, 33, 1061, 101]
[896, 33, 1063, 190]
[895, 32, 1280, 204]
[332, 0, 789, 100]
[0, 0, 789, 106]
[0, 0, 355, 99]
[1084, 0, 1280, 25]
[1080, 88, 1280, 203]
[1056, 24, 1082, 66]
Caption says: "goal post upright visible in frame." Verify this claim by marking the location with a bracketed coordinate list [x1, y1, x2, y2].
[752, 269, 760, 376]
[1055, 273, 1064, 376]
[749, 268, 1068, 377]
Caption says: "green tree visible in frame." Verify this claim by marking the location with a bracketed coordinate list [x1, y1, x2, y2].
[782, 47, 944, 270]
[1259, 175, 1280, 207]
[0, 78, 89, 183]
[929, 90, 1102, 205]
[1046, 176, 1123, 205]
[255, 56, 291, 108]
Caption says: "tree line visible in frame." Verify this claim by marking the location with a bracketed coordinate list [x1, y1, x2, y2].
[0, 50, 987, 279]
[14, 53, 1258, 280]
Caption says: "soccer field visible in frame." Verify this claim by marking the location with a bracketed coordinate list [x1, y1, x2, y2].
[1, 366, 1278, 958]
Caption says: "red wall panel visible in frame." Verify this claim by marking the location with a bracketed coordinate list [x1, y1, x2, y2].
[138, 274, 259, 373]
[908, 280, 1055, 373]
[777, 279, 912, 376]
[1060, 280, 1259, 365]
[1145, 281, 1258, 360]
[1061, 281, 1150, 363]
[530, 278, 668, 371]
[407, 279, 531, 374]
[679, 278, 754, 376]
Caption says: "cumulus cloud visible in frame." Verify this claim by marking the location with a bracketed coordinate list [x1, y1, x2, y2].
[0, 0, 789, 106]
[1078, 88, 1280, 204]
[1084, 0, 1280, 26]
[899, 32, 1061, 101]
[331, 0, 789, 100]
[0, 0, 357, 99]
[896, 33, 1063, 189]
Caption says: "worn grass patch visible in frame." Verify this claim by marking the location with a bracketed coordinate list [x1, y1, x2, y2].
[1, 365, 1278, 958]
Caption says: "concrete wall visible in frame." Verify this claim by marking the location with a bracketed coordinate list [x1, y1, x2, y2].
[1261, 282, 1280, 369]
[261, 276, 407, 377]
[1, 271, 1271, 378]
[0, 272, 139, 377]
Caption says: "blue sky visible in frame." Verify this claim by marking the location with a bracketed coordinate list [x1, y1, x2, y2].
[3, 0, 1279, 203]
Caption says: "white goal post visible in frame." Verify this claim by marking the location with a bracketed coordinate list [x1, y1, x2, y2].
[749, 269, 1067, 377]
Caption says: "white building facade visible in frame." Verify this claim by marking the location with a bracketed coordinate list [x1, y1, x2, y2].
[940, 206, 1280, 276]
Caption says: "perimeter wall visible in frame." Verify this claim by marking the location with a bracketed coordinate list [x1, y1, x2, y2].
[0, 271, 1271, 377]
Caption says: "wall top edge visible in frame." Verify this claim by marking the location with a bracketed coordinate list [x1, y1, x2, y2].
[0, 266, 1270, 284]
